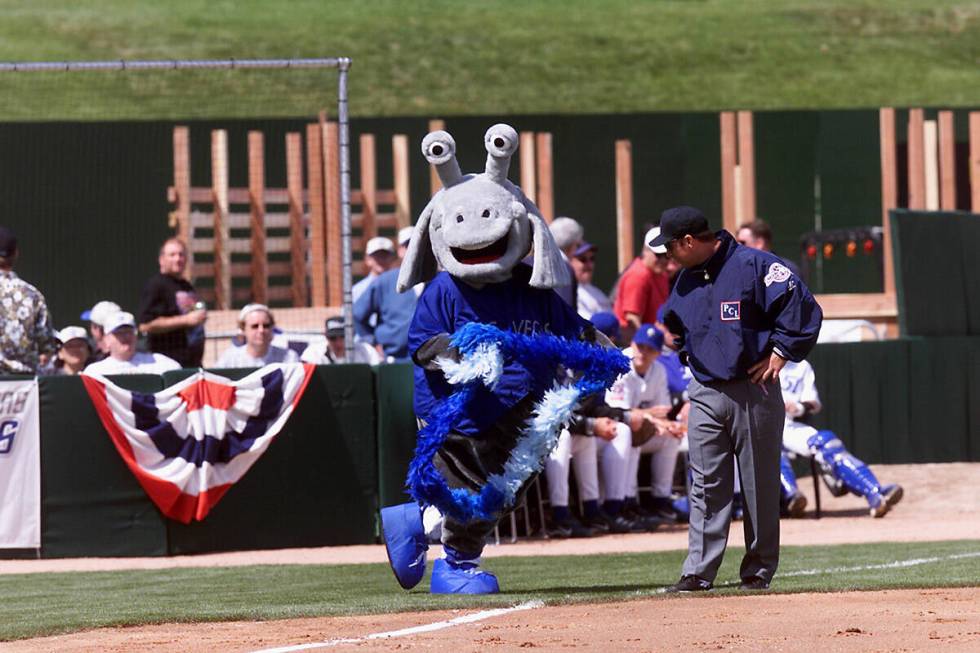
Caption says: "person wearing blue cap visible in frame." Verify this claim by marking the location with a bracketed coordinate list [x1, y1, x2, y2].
[652, 205, 822, 593]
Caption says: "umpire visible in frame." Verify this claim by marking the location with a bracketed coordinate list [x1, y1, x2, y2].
[650, 206, 822, 592]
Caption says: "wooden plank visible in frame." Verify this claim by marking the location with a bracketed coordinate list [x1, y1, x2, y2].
[519, 131, 536, 202]
[192, 237, 294, 255]
[720, 112, 737, 233]
[970, 112, 980, 213]
[615, 139, 634, 272]
[938, 111, 957, 211]
[879, 108, 898, 296]
[324, 121, 343, 306]
[194, 261, 294, 278]
[736, 111, 756, 222]
[286, 132, 308, 307]
[248, 131, 268, 304]
[907, 108, 926, 209]
[359, 133, 377, 240]
[392, 134, 411, 228]
[172, 126, 192, 281]
[814, 292, 897, 319]
[305, 123, 327, 307]
[211, 130, 231, 310]
[535, 132, 554, 222]
[428, 119, 445, 195]
[923, 120, 939, 211]
[231, 286, 294, 303]
[191, 211, 297, 230]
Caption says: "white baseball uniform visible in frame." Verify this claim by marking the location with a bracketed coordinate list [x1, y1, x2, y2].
[779, 359, 822, 456]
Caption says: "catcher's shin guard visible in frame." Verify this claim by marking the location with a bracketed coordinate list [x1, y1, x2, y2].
[807, 431, 884, 503]
[778, 452, 800, 499]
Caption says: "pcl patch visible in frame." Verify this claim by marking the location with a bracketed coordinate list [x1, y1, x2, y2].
[720, 301, 741, 321]
[764, 262, 792, 287]
[0, 419, 18, 454]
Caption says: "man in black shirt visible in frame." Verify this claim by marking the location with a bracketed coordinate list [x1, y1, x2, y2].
[137, 237, 206, 368]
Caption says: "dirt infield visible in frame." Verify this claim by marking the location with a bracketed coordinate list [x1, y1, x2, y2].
[7, 586, 980, 653]
[4, 463, 980, 652]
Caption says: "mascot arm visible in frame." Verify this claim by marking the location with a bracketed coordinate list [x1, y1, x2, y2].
[412, 333, 460, 370]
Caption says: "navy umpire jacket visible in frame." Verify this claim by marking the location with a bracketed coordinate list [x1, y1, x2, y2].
[662, 231, 822, 384]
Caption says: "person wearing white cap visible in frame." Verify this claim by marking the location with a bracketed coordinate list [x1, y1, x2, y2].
[42, 326, 93, 376]
[611, 225, 671, 344]
[397, 226, 415, 260]
[351, 236, 397, 306]
[300, 316, 380, 365]
[81, 300, 121, 361]
[85, 312, 181, 376]
[215, 304, 299, 368]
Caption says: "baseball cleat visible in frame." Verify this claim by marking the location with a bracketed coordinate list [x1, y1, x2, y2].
[882, 484, 904, 509]
[430, 558, 500, 594]
[665, 575, 713, 593]
[786, 492, 808, 518]
[380, 502, 429, 589]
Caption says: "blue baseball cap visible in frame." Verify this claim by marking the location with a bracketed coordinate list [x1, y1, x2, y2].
[632, 323, 664, 349]
[589, 311, 620, 340]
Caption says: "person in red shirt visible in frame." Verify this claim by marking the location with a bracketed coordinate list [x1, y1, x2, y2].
[613, 226, 671, 342]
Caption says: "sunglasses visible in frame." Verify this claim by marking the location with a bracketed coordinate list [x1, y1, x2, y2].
[248, 322, 273, 330]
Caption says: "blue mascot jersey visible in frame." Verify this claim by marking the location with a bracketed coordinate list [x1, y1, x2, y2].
[409, 263, 589, 437]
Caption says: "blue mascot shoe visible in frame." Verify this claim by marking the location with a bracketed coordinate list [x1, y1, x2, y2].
[430, 558, 500, 594]
[380, 502, 428, 589]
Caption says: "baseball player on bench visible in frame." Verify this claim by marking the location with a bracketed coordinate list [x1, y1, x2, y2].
[780, 358, 904, 518]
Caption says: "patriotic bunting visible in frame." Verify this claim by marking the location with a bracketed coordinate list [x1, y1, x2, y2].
[81, 363, 315, 523]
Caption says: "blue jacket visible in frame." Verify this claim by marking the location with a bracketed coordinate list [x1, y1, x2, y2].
[662, 231, 822, 383]
[353, 268, 418, 360]
[408, 264, 589, 437]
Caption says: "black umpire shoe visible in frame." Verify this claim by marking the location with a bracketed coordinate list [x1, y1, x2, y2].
[665, 575, 713, 593]
[738, 575, 771, 591]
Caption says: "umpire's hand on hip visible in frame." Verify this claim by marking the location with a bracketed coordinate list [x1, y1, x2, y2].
[748, 351, 787, 385]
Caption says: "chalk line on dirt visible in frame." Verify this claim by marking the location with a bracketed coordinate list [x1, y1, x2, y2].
[248, 600, 544, 653]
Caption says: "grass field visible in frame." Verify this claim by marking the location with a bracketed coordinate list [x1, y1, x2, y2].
[0, 1, 977, 119]
[2, 539, 978, 642]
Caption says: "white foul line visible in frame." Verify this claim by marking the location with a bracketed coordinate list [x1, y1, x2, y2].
[252, 550, 980, 651]
[248, 600, 544, 653]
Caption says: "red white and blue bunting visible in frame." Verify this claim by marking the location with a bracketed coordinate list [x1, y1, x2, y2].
[81, 363, 315, 523]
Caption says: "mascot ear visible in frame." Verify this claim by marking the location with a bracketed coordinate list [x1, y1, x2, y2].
[527, 209, 571, 289]
[397, 203, 439, 292]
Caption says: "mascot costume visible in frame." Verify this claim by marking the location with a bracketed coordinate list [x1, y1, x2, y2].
[380, 124, 628, 594]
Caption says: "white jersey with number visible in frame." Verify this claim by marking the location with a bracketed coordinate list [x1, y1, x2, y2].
[605, 347, 671, 410]
[779, 359, 822, 455]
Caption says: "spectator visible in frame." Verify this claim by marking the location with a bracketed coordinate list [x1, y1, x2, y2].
[737, 219, 801, 277]
[44, 326, 93, 376]
[570, 241, 612, 319]
[354, 253, 418, 362]
[86, 312, 181, 375]
[397, 226, 415, 261]
[547, 216, 582, 307]
[352, 236, 398, 305]
[138, 238, 206, 368]
[215, 304, 299, 368]
[301, 316, 380, 365]
[0, 226, 58, 374]
[81, 300, 121, 363]
[612, 226, 670, 343]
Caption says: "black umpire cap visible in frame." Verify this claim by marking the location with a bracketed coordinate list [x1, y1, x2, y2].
[0, 226, 17, 258]
[648, 206, 709, 248]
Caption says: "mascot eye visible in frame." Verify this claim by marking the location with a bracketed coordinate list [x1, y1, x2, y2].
[481, 209, 491, 218]
[456, 214, 464, 223]
[430, 144, 444, 156]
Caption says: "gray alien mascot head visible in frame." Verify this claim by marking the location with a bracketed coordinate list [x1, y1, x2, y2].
[397, 123, 571, 293]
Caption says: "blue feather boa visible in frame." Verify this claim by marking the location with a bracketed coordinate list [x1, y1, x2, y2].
[407, 322, 630, 523]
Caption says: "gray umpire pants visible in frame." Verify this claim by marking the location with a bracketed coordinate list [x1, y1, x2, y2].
[682, 376, 784, 584]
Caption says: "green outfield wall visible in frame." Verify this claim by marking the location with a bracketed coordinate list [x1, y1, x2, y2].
[5, 108, 978, 330]
[3, 335, 976, 558]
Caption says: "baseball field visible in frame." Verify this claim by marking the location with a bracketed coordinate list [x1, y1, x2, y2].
[2, 463, 978, 651]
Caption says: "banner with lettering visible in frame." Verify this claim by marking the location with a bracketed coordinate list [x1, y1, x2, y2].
[0, 379, 41, 548]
